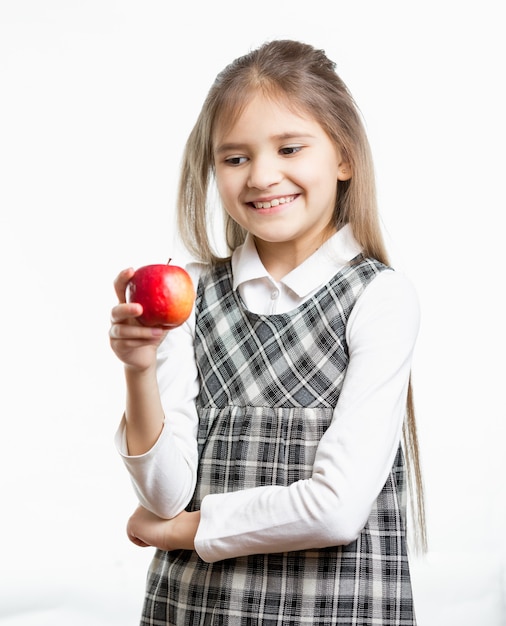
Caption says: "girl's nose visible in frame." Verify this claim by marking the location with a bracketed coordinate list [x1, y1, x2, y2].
[247, 156, 282, 190]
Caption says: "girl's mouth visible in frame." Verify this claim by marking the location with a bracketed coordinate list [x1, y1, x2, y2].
[249, 195, 297, 209]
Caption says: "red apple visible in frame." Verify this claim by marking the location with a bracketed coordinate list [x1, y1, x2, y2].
[126, 261, 195, 328]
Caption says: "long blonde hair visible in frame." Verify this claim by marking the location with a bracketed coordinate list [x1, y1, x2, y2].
[177, 39, 427, 552]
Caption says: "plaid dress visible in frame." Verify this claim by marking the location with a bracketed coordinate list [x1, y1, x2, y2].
[140, 255, 416, 625]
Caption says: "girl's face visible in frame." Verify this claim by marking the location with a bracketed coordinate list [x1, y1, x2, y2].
[213, 93, 351, 268]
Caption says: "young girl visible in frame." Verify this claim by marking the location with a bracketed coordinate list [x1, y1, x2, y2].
[110, 39, 426, 626]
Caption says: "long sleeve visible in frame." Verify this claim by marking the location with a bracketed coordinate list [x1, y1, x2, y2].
[194, 270, 420, 562]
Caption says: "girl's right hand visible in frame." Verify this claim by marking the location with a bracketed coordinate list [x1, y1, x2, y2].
[109, 268, 168, 373]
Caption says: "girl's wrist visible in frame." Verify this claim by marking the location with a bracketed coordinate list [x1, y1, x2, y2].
[172, 510, 201, 551]
[124, 360, 158, 378]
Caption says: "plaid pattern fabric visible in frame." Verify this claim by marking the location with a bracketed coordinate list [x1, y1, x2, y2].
[140, 255, 416, 625]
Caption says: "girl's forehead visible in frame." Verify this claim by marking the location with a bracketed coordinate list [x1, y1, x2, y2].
[213, 91, 320, 142]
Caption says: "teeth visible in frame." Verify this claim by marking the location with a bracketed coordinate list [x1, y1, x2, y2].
[253, 196, 294, 209]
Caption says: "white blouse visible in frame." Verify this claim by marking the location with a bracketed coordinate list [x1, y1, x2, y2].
[115, 225, 420, 563]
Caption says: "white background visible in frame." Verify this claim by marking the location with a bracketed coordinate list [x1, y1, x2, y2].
[1, 1, 505, 624]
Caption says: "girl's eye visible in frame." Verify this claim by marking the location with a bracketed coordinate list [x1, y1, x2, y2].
[224, 156, 248, 166]
[280, 146, 302, 156]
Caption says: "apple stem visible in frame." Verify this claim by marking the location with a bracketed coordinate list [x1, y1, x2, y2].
[167, 258, 172, 265]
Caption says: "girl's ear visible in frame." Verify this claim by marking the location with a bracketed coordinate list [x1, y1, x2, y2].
[337, 162, 352, 181]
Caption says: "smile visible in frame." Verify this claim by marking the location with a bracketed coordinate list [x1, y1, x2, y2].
[250, 195, 297, 209]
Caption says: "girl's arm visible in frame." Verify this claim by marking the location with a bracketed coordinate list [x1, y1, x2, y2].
[192, 270, 420, 562]
[112, 266, 201, 519]
[110, 268, 168, 455]
[126, 506, 200, 551]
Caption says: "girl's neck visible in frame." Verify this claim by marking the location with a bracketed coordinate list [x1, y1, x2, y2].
[254, 228, 335, 281]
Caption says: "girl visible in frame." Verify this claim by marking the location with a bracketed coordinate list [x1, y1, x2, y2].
[110, 39, 426, 626]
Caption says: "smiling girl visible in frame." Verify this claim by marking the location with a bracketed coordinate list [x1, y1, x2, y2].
[110, 39, 426, 625]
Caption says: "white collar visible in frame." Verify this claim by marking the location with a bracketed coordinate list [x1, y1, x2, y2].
[231, 224, 363, 299]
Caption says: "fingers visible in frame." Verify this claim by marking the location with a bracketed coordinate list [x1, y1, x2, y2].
[109, 268, 167, 368]
[110, 301, 143, 326]
[129, 536, 150, 548]
[113, 267, 135, 304]
[110, 267, 143, 331]
[126, 505, 154, 548]
[127, 517, 151, 548]
[109, 318, 164, 341]
[109, 301, 144, 342]
[109, 302, 166, 365]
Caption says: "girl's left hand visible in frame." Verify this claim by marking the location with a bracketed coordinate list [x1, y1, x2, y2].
[126, 505, 200, 552]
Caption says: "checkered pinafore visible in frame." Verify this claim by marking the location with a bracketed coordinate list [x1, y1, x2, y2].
[140, 255, 416, 625]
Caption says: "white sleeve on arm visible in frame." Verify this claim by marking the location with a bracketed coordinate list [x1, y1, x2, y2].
[114, 314, 200, 519]
[194, 270, 420, 563]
